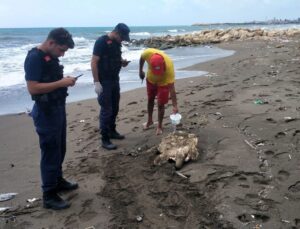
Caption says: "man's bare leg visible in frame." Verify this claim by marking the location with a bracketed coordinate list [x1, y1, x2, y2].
[156, 103, 164, 135]
[144, 99, 155, 129]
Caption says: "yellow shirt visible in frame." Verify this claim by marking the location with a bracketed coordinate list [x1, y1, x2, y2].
[141, 48, 175, 86]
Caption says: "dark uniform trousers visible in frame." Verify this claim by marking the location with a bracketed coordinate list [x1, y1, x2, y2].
[31, 103, 66, 192]
[97, 80, 120, 138]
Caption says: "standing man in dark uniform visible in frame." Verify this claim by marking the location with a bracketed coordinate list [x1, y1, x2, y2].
[25, 28, 79, 210]
[91, 23, 131, 150]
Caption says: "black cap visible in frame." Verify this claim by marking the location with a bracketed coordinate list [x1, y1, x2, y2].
[114, 23, 130, 41]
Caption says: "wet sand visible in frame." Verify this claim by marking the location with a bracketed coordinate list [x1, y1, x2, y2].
[1, 35, 300, 228]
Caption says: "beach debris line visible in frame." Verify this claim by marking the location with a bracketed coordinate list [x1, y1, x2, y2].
[0, 207, 11, 213]
[154, 131, 199, 169]
[0, 193, 18, 202]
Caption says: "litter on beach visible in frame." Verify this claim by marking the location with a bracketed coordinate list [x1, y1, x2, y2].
[136, 215, 143, 222]
[175, 171, 188, 179]
[254, 99, 268, 105]
[26, 198, 41, 203]
[0, 193, 18, 202]
[284, 117, 296, 122]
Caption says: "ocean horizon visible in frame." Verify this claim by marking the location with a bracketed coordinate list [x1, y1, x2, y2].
[1, 24, 299, 115]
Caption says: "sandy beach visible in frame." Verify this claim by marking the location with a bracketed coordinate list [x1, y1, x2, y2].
[1, 35, 300, 229]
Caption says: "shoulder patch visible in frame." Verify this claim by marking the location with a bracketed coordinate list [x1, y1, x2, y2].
[44, 55, 51, 62]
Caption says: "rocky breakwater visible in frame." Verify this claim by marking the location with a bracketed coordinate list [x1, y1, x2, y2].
[132, 28, 300, 50]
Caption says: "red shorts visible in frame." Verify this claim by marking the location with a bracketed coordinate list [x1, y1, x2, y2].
[147, 79, 170, 105]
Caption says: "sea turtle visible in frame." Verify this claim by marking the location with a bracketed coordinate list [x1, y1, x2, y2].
[154, 131, 199, 169]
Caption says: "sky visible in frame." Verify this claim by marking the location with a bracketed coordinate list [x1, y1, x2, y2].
[0, 0, 299, 28]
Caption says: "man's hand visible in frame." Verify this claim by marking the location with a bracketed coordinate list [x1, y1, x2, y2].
[139, 71, 145, 80]
[121, 59, 130, 67]
[94, 82, 103, 96]
[61, 77, 76, 87]
[26, 78, 76, 95]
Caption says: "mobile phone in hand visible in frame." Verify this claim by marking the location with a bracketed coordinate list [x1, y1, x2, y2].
[123, 60, 131, 64]
[75, 74, 83, 79]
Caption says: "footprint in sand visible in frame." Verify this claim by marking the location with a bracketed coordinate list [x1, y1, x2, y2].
[64, 214, 78, 227]
[253, 174, 271, 185]
[264, 150, 275, 157]
[293, 130, 300, 136]
[276, 170, 290, 183]
[238, 176, 248, 181]
[237, 176, 250, 188]
[127, 101, 138, 105]
[132, 126, 139, 132]
[275, 131, 287, 138]
[79, 211, 98, 222]
[77, 199, 98, 222]
[266, 118, 277, 123]
[288, 181, 300, 193]
[237, 213, 270, 223]
[235, 193, 275, 212]
[273, 152, 291, 161]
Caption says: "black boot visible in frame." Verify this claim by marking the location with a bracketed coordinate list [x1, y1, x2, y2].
[43, 191, 70, 210]
[56, 178, 79, 192]
[101, 137, 117, 150]
[109, 129, 125, 140]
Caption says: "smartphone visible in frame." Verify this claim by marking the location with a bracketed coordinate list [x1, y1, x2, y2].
[123, 60, 131, 64]
[75, 74, 83, 79]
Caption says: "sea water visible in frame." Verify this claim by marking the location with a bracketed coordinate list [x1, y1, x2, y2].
[0, 24, 298, 115]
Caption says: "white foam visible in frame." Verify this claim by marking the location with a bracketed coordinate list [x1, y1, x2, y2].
[122, 48, 144, 61]
[130, 32, 151, 36]
[0, 71, 25, 88]
[63, 63, 91, 74]
[168, 29, 178, 33]
[0, 43, 36, 87]
[73, 36, 89, 43]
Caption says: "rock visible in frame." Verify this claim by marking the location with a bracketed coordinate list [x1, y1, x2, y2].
[220, 34, 232, 42]
[132, 28, 300, 49]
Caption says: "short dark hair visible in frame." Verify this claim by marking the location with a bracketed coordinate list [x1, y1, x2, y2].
[47, 27, 75, 49]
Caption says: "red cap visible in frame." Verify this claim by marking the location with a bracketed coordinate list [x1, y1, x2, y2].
[150, 53, 165, 75]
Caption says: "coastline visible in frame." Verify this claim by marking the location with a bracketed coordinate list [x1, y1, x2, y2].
[0, 45, 234, 116]
[1, 35, 300, 228]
